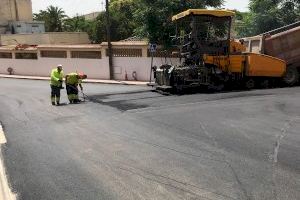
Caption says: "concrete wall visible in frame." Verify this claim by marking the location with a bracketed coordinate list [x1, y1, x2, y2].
[113, 57, 179, 81]
[9, 21, 45, 34]
[0, 55, 180, 81]
[47, 33, 90, 45]
[0, 32, 90, 45]
[0, 0, 12, 24]
[16, 0, 33, 21]
[0, 27, 7, 34]
[0, 56, 109, 79]
[0, 0, 32, 23]
[0, 42, 181, 81]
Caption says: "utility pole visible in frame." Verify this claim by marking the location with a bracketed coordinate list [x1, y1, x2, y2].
[105, 0, 114, 80]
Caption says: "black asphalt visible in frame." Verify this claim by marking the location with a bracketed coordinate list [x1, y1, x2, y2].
[0, 78, 299, 200]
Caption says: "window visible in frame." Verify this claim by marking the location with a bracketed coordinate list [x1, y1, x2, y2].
[15, 53, 38, 59]
[40, 51, 67, 58]
[0, 52, 12, 59]
[106, 48, 142, 57]
[71, 51, 101, 59]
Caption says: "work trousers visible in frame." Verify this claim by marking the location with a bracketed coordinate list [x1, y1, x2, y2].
[51, 85, 61, 104]
[66, 84, 79, 102]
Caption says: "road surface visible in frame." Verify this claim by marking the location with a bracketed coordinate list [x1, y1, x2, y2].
[0, 78, 299, 200]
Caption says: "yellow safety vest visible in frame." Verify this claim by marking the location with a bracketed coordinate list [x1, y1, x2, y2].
[50, 68, 64, 87]
[66, 73, 82, 85]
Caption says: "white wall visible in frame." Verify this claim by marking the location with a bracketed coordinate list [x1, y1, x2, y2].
[0, 56, 180, 81]
[0, 57, 110, 79]
[113, 57, 180, 81]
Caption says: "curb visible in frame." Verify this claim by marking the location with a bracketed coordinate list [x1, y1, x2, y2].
[0, 74, 148, 86]
[0, 123, 17, 200]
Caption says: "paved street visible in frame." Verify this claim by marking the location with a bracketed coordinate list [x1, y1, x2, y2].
[0, 78, 299, 200]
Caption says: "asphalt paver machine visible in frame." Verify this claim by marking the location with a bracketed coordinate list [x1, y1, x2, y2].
[155, 9, 286, 92]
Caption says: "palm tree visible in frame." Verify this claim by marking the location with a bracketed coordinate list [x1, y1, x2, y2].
[34, 6, 67, 32]
[63, 15, 90, 32]
[47, 6, 67, 32]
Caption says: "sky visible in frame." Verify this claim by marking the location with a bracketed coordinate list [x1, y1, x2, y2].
[32, 0, 250, 17]
[225, 0, 249, 12]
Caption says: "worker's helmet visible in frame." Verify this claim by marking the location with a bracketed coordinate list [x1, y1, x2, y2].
[78, 72, 87, 79]
[57, 64, 63, 70]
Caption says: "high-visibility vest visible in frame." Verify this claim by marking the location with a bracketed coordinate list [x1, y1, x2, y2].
[66, 72, 82, 85]
[50, 68, 64, 87]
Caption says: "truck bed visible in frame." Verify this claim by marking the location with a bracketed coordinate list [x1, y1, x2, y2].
[265, 26, 300, 67]
[243, 22, 300, 68]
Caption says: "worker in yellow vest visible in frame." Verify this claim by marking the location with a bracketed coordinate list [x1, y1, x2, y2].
[50, 64, 64, 106]
[65, 72, 87, 104]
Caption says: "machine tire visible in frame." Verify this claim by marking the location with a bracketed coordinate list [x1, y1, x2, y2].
[283, 66, 299, 86]
[260, 79, 270, 89]
[213, 83, 225, 91]
[175, 85, 184, 95]
[245, 78, 255, 90]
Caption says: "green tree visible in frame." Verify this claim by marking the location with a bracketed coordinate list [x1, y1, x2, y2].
[63, 15, 99, 43]
[110, 0, 139, 40]
[133, 0, 224, 46]
[85, 20, 98, 43]
[237, 0, 300, 37]
[92, 12, 107, 43]
[234, 11, 256, 37]
[34, 6, 67, 32]
[63, 16, 90, 32]
[92, 0, 139, 43]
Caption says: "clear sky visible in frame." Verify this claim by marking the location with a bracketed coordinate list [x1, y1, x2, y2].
[32, 0, 250, 17]
[225, 0, 249, 12]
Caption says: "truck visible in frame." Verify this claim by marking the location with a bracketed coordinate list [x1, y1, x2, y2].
[155, 9, 287, 93]
[243, 22, 300, 86]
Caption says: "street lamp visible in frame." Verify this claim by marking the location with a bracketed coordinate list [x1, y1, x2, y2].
[105, 0, 114, 80]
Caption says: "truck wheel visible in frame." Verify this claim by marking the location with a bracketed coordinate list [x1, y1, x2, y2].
[283, 66, 299, 86]
[245, 79, 255, 90]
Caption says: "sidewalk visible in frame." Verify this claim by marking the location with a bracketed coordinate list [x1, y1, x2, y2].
[0, 74, 148, 86]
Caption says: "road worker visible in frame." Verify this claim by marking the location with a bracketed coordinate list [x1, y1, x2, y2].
[65, 72, 87, 104]
[50, 64, 64, 106]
